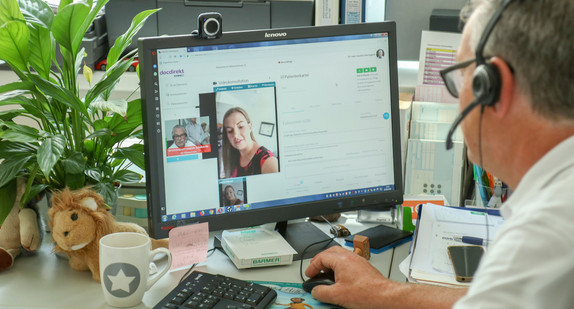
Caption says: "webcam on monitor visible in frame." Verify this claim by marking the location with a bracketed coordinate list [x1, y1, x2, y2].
[197, 12, 222, 39]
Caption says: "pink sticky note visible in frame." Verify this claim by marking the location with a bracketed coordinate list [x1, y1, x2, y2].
[168, 222, 209, 270]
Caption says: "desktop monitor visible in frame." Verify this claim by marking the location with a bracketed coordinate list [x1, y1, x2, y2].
[139, 22, 403, 255]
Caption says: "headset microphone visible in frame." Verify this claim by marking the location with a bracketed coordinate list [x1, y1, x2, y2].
[445, 99, 482, 150]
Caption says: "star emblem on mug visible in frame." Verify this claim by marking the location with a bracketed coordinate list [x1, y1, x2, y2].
[103, 263, 141, 297]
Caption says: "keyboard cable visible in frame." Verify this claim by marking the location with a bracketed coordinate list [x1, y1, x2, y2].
[179, 247, 217, 284]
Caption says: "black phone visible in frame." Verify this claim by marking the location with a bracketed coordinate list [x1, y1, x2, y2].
[447, 245, 484, 282]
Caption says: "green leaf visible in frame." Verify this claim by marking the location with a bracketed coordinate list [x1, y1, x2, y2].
[0, 179, 17, 226]
[0, 154, 32, 188]
[20, 183, 49, 208]
[0, 141, 36, 159]
[0, 120, 40, 143]
[131, 129, 144, 140]
[65, 170, 85, 190]
[108, 98, 142, 134]
[0, 81, 34, 95]
[85, 59, 132, 104]
[93, 181, 117, 207]
[85, 167, 102, 182]
[113, 169, 142, 184]
[0, 90, 31, 104]
[51, 2, 89, 54]
[85, 128, 112, 140]
[0, 20, 31, 72]
[76, 0, 110, 52]
[90, 99, 128, 117]
[0, 130, 38, 143]
[37, 133, 65, 177]
[93, 119, 109, 131]
[17, 0, 54, 29]
[28, 24, 53, 79]
[0, 95, 48, 124]
[0, 109, 24, 121]
[27, 74, 89, 117]
[115, 144, 145, 171]
[61, 151, 85, 174]
[0, 0, 24, 24]
[57, 0, 72, 14]
[107, 9, 159, 69]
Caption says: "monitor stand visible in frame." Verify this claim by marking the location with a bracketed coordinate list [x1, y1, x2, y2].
[213, 221, 339, 261]
[275, 221, 339, 261]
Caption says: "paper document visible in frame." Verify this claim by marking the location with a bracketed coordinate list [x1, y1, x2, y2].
[415, 31, 462, 103]
[404, 139, 464, 206]
[169, 222, 210, 270]
[405, 203, 504, 286]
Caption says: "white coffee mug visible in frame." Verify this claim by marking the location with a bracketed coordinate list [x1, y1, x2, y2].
[99, 232, 172, 307]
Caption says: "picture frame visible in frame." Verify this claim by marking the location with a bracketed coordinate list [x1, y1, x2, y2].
[259, 122, 275, 137]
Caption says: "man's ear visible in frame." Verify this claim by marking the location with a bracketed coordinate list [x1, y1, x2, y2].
[490, 57, 515, 117]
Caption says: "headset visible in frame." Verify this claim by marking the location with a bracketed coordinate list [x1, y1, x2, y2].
[445, 0, 514, 150]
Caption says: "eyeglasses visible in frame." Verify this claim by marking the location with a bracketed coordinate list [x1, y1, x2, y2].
[440, 58, 475, 98]
[173, 133, 187, 139]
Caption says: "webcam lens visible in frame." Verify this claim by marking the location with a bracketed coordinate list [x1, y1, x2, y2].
[204, 18, 220, 35]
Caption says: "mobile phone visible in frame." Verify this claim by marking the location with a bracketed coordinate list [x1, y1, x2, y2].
[447, 245, 485, 282]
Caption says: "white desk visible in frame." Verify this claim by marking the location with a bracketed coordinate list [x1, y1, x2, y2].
[0, 213, 410, 309]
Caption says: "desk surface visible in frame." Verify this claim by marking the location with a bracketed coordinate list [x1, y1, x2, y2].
[0, 213, 409, 309]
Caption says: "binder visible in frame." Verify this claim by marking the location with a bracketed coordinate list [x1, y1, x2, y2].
[340, 0, 365, 24]
[401, 203, 503, 286]
[315, 0, 340, 26]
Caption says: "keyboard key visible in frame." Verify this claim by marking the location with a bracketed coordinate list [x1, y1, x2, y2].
[184, 300, 199, 308]
[169, 296, 186, 305]
[159, 303, 178, 309]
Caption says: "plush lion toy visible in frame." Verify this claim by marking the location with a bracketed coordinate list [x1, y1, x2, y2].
[48, 187, 168, 282]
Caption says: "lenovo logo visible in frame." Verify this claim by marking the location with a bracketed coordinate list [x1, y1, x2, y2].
[265, 32, 287, 38]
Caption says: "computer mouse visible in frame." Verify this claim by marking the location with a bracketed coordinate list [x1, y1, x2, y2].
[302, 271, 336, 293]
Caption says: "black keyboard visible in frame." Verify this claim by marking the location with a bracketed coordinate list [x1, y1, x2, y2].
[154, 271, 277, 309]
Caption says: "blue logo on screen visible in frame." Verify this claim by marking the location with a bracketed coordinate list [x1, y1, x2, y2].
[383, 112, 390, 120]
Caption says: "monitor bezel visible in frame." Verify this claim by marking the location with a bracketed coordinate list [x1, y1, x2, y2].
[139, 22, 404, 239]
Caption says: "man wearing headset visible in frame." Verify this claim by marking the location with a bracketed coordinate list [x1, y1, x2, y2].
[305, 0, 574, 308]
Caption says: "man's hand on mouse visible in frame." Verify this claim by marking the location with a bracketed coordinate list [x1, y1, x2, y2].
[305, 246, 399, 308]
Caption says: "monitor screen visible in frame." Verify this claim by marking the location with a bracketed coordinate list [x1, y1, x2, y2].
[139, 22, 403, 240]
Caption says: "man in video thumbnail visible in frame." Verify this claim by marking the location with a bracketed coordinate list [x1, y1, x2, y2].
[169, 125, 193, 148]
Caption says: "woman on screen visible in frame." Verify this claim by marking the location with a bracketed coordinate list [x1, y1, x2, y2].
[223, 185, 243, 206]
[222, 107, 278, 178]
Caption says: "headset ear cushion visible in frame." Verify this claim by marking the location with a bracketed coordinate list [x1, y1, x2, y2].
[472, 63, 501, 106]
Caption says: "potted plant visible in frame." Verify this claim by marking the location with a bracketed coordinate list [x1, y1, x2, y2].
[0, 0, 159, 225]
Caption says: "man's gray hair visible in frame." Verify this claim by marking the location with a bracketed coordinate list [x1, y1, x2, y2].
[172, 124, 186, 136]
[461, 0, 574, 121]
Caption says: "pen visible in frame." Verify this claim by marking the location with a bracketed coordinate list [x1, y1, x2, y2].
[453, 236, 490, 246]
